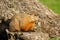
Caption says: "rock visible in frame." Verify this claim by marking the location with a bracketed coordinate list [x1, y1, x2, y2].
[6, 29, 49, 40]
[20, 32, 49, 40]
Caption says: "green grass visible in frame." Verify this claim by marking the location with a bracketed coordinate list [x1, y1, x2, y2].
[50, 37, 60, 40]
[39, 0, 60, 14]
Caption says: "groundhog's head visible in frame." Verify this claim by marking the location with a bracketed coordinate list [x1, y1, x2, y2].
[29, 14, 39, 22]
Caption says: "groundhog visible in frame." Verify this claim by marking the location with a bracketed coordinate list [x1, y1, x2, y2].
[9, 13, 38, 32]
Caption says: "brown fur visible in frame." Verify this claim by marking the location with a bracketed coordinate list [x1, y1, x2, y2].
[9, 13, 38, 32]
